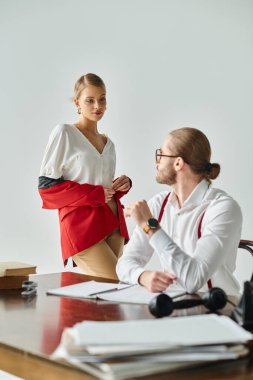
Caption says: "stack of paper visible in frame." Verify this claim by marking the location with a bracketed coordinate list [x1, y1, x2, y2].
[52, 314, 252, 380]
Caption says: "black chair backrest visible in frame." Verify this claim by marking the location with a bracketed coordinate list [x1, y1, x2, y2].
[239, 240, 253, 255]
[239, 240, 253, 281]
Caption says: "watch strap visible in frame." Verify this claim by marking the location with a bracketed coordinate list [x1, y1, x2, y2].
[143, 224, 151, 234]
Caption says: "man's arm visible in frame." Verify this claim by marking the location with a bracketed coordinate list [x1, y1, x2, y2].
[151, 200, 242, 293]
[116, 224, 154, 284]
[123, 197, 242, 294]
[117, 198, 176, 292]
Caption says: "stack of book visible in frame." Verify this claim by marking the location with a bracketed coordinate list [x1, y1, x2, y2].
[52, 314, 252, 380]
[0, 262, 36, 289]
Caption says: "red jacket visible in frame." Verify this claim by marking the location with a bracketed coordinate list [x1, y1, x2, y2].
[38, 180, 130, 265]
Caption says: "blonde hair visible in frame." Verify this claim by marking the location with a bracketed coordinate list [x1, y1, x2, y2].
[72, 73, 106, 101]
[169, 127, 220, 183]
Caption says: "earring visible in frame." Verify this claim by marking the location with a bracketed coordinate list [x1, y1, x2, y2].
[77, 107, 82, 114]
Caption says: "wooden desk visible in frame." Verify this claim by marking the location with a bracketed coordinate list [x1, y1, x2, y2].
[0, 272, 252, 380]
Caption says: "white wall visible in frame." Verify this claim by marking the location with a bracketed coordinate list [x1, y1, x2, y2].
[0, 0, 252, 286]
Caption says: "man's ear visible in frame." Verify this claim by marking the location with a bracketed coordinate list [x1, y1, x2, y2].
[174, 157, 184, 171]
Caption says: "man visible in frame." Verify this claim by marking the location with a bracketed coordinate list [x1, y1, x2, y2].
[116, 127, 242, 295]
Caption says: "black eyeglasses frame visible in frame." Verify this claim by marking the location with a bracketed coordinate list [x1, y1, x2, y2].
[155, 149, 178, 163]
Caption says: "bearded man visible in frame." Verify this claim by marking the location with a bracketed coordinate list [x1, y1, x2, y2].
[116, 127, 242, 296]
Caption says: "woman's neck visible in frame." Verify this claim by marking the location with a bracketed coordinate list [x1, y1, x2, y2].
[76, 118, 98, 134]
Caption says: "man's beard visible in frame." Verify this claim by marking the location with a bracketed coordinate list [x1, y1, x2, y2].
[156, 166, 177, 186]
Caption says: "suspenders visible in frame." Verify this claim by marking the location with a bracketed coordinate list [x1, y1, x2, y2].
[158, 192, 171, 222]
[158, 192, 213, 289]
[198, 213, 213, 289]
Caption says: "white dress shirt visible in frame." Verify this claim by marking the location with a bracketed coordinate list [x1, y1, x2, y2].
[40, 124, 116, 187]
[116, 180, 242, 295]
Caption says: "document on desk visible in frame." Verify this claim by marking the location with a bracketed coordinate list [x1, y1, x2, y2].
[52, 315, 253, 380]
[47, 280, 185, 304]
[47, 281, 132, 299]
[72, 314, 252, 347]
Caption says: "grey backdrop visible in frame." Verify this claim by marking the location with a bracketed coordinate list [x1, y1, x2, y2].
[0, 0, 252, 287]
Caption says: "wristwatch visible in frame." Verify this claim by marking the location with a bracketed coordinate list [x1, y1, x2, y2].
[143, 218, 159, 234]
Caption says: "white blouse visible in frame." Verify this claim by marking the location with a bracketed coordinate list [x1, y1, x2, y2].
[40, 124, 116, 187]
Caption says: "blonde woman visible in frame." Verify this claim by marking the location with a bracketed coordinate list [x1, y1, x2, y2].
[39, 73, 131, 280]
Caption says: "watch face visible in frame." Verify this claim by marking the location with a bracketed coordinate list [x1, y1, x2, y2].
[147, 218, 159, 229]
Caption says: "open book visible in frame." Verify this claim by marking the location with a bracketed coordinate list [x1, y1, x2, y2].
[47, 280, 186, 304]
[52, 314, 252, 380]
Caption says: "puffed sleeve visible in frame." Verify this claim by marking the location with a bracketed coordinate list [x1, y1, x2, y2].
[39, 124, 68, 179]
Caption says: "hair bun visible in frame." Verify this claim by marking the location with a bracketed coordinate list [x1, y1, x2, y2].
[205, 162, 213, 172]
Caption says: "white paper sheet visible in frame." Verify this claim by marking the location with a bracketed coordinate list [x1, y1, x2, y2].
[47, 280, 185, 304]
[74, 314, 252, 346]
[100, 283, 185, 304]
[47, 281, 133, 299]
[52, 315, 252, 380]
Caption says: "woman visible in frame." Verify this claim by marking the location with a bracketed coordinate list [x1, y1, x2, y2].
[39, 73, 131, 279]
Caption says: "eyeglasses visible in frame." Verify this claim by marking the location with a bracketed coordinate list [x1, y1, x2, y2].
[155, 149, 178, 163]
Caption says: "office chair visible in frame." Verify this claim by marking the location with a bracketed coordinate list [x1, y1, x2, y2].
[231, 240, 253, 330]
[238, 240, 253, 281]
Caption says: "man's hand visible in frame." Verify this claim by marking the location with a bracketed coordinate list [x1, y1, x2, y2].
[124, 200, 153, 229]
[138, 271, 177, 292]
[112, 175, 131, 192]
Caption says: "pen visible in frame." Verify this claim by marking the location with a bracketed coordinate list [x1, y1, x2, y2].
[89, 288, 119, 297]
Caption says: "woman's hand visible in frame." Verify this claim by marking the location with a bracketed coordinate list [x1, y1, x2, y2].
[124, 200, 153, 229]
[139, 271, 177, 292]
[104, 188, 115, 203]
[112, 175, 131, 192]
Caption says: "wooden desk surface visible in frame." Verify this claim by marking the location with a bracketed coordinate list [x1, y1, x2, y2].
[0, 272, 253, 380]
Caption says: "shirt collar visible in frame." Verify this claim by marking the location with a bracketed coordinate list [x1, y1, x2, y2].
[169, 179, 210, 210]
